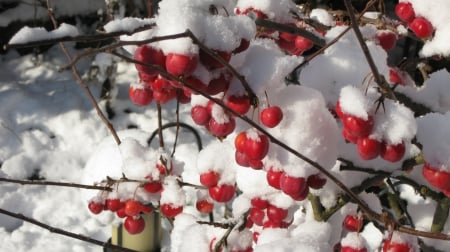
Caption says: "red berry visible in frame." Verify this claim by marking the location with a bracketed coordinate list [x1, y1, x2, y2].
[165, 53, 198, 76]
[150, 76, 172, 90]
[209, 184, 236, 202]
[279, 24, 297, 42]
[152, 86, 176, 104]
[124, 200, 142, 217]
[276, 38, 297, 54]
[253, 231, 260, 243]
[251, 197, 269, 209]
[183, 76, 208, 97]
[160, 203, 183, 218]
[380, 142, 405, 162]
[244, 133, 269, 160]
[233, 39, 250, 54]
[389, 68, 403, 85]
[422, 163, 450, 190]
[266, 205, 288, 222]
[235, 151, 250, 167]
[143, 181, 163, 193]
[249, 207, 265, 226]
[382, 239, 411, 252]
[395, 2, 415, 23]
[129, 85, 153, 106]
[88, 201, 104, 214]
[307, 173, 327, 189]
[342, 128, 358, 144]
[226, 95, 251, 115]
[208, 117, 236, 137]
[234, 131, 248, 152]
[207, 74, 230, 95]
[200, 171, 220, 188]
[196, 200, 214, 214]
[279, 173, 307, 196]
[116, 207, 127, 218]
[343, 115, 374, 138]
[249, 159, 264, 170]
[267, 168, 283, 189]
[134, 45, 165, 76]
[409, 17, 434, 39]
[289, 186, 309, 201]
[341, 246, 367, 252]
[106, 198, 123, 212]
[335, 101, 345, 119]
[260, 106, 283, 128]
[124, 216, 145, 234]
[357, 137, 381, 160]
[263, 219, 282, 229]
[343, 215, 363, 232]
[199, 49, 231, 70]
[294, 36, 314, 51]
[377, 31, 397, 51]
[191, 105, 211, 126]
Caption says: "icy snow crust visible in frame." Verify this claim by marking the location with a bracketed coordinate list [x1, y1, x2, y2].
[9, 23, 79, 45]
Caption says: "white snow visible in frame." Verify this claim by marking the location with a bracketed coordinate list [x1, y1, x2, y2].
[9, 23, 79, 45]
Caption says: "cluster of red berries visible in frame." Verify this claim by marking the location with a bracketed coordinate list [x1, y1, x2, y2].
[266, 167, 327, 201]
[88, 198, 152, 235]
[129, 31, 250, 106]
[199, 170, 236, 203]
[247, 197, 291, 229]
[335, 101, 406, 162]
[395, 2, 434, 39]
[235, 6, 315, 56]
[87, 160, 185, 234]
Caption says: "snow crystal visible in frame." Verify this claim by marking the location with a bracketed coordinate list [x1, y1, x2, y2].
[9, 23, 79, 45]
[160, 176, 186, 206]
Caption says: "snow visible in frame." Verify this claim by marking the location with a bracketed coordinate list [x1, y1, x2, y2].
[103, 18, 155, 33]
[8, 23, 79, 45]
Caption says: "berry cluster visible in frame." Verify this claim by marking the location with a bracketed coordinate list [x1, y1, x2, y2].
[395, 2, 434, 39]
[266, 167, 326, 201]
[235, 5, 316, 56]
[247, 197, 291, 229]
[336, 89, 407, 163]
[87, 149, 186, 235]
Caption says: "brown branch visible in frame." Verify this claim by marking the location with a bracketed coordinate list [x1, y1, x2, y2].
[0, 208, 138, 252]
[343, 0, 397, 101]
[46, 1, 121, 146]
[0, 177, 112, 191]
[156, 103, 165, 148]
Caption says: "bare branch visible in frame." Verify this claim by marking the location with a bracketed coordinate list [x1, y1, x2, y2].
[0, 208, 138, 252]
[0, 177, 112, 191]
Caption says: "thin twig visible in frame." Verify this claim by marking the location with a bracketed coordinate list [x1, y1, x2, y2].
[0, 177, 112, 191]
[343, 0, 397, 100]
[292, 0, 377, 76]
[0, 208, 138, 252]
[46, 0, 121, 145]
[156, 103, 165, 148]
